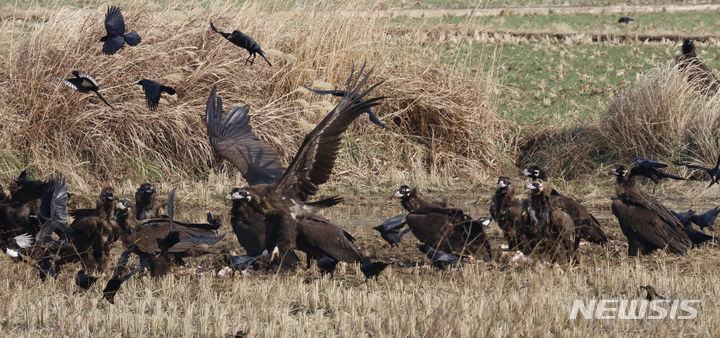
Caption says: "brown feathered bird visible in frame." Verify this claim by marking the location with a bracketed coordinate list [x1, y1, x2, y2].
[135, 183, 161, 220]
[675, 39, 720, 95]
[68, 187, 119, 271]
[116, 191, 224, 276]
[206, 65, 384, 265]
[522, 166, 607, 245]
[490, 176, 535, 253]
[393, 185, 448, 212]
[396, 187, 492, 260]
[524, 181, 577, 262]
[609, 165, 691, 256]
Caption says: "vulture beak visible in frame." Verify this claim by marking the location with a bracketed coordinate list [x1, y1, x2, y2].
[497, 180, 507, 188]
[525, 183, 537, 190]
[270, 246, 280, 262]
[522, 169, 531, 177]
[116, 202, 126, 210]
[393, 190, 404, 198]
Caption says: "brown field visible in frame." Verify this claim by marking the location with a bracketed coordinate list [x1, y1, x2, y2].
[2, 0, 720, 336]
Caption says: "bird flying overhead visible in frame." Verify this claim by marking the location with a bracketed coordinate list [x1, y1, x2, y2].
[56, 71, 114, 109]
[100, 6, 141, 55]
[137, 79, 176, 111]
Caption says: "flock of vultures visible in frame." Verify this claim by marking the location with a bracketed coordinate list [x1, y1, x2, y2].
[2, 7, 720, 304]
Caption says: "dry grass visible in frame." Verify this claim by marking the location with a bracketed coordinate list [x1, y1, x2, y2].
[0, 0, 506, 196]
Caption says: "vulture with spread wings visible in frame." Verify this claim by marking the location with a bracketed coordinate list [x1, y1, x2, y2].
[206, 64, 385, 262]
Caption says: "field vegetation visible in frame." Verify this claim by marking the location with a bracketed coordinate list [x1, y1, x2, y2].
[2, 0, 720, 336]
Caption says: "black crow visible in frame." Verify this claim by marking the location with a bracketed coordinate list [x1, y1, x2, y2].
[617, 17, 634, 24]
[100, 6, 141, 55]
[374, 213, 407, 233]
[317, 256, 338, 277]
[685, 155, 720, 188]
[630, 159, 685, 193]
[376, 227, 412, 247]
[360, 257, 388, 280]
[210, 21, 271, 66]
[103, 249, 149, 304]
[690, 207, 720, 231]
[56, 71, 114, 109]
[417, 244, 458, 270]
[304, 86, 389, 129]
[137, 79, 176, 111]
[223, 249, 268, 272]
[75, 269, 98, 291]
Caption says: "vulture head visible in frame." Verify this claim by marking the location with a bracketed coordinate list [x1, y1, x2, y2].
[609, 165, 627, 178]
[497, 176, 512, 189]
[525, 181, 544, 195]
[393, 185, 413, 199]
[522, 165, 546, 181]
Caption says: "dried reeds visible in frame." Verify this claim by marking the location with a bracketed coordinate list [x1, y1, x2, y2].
[0, 0, 504, 192]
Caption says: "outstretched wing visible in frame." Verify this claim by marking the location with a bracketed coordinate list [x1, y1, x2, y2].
[104, 6, 126, 37]
[274, 64, 384, 200]
[205, 86, 285, 185]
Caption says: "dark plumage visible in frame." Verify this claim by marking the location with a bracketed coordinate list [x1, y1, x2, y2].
[75, 269, 98, 291]
[672, 209, 714, 247]
[304, 86, 388, 129]
[134, 183, 161, 220]
[610, 165, 691, 256]
[360, 257, 388, 280]
[224, 250, 268, 272]
[417, 243, 458, 270]
[685, 155, 720, 188]
[100, 6, 141, 55]
[56, 71, 114, 109]
[630, 158, 685, 193]
[618, 17, 634, 24]
[103, 249, 148, 304]
[210, 21, 271, 66]
[490, 176, 535, 253]
[525, 181, 577, 262]
[690, 207, 720, 230]
[377, 227, 412, 247]
[68, 187, 119, 272]
[317, 256, 339, 277]
[137, 79, 176, 111]
[394, 185, 448, 212]
[675, 39, 720, 94]
[395, 183, 493, 259]
[207, 65, 384, 265]
[523, 166, 607, 245]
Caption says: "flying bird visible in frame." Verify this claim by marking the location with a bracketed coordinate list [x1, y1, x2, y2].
[304, 86, 389, 129]
[100, 6, 141, 55]
[210, 21, 271, 66]
[684, 155, 720, 188]
[617, 17, 634, 24]
[137, 79, 176, 111]
[630, 158, 685, 192]
[56, 71, 114, 109]
[207, 65, 384, 268]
